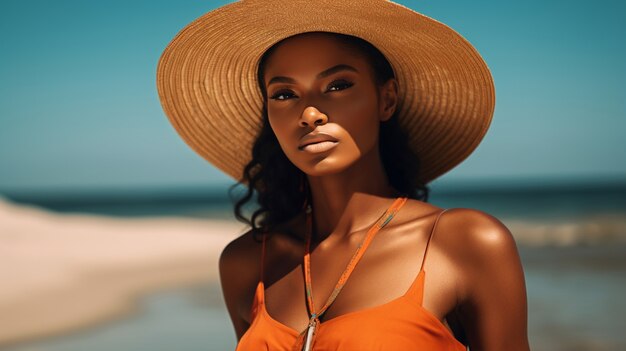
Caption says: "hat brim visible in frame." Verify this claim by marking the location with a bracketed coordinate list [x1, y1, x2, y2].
[157, 0, 495, 185]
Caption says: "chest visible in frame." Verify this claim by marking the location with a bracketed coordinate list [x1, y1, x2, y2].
[253, 225, 456, 333]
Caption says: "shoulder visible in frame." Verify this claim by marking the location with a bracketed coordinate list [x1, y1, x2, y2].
[440, 208, 526, 301]
[437, 208, 517, 259]
[219, 228, 263, 287]
[395, 202, 529, 348]
[441, 207, 518, 255]
[399, 201, 520, 273]
[397, 201, 517, 258]
[438, 208, 530, 349]
[218, 229, 263, 314]
[218, 228, 266, 338]
[401, 201, 517, 257]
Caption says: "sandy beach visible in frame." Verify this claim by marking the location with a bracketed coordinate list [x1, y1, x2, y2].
[2, 196, 625, 349]
[0, 197, 246, 346]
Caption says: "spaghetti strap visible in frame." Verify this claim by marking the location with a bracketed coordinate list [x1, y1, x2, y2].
[419, 208, 449, 273]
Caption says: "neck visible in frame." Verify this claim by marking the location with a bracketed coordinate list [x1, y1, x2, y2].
[305, 149, 402, 244]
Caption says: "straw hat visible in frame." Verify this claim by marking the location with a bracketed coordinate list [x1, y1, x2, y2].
[156, 0, 495, 185]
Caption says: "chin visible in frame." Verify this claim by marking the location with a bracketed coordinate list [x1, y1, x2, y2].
[298, 156, 357, 177]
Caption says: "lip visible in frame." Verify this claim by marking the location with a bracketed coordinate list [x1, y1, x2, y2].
[300, 140, 338, 153]
[298, 132, 339, 150]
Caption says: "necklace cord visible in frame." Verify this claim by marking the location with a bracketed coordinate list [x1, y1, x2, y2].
[293, 196, 408, 351]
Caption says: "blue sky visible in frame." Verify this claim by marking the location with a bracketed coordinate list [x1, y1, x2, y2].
[1, 0, 624, 194]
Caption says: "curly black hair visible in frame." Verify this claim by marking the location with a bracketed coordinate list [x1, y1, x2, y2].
[228, 32, 429, 242]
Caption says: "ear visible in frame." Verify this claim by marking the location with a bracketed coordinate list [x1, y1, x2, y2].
[378, 78, 399, 122]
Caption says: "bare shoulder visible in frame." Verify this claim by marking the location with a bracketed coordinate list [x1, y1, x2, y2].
[420, 207, 523, 300]
[219, 228, 262, 275]
[441, 207, 519, 263]
[218, 228, 264, 340]
[397, 201, 518, 265]
[219, 228, 264, 299]
[440, 208, 530, 350]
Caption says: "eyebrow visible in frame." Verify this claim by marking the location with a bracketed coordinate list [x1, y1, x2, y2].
[267, 64, 359, 86]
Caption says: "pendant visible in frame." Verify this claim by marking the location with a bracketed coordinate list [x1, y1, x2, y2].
[303, 316, 317, 351]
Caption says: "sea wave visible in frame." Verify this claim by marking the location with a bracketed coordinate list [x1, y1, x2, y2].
[503, 214, 626, 247]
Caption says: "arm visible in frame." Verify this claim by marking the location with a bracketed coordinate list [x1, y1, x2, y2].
[451, 209, 530, 351]
[218, 230, 256, 341]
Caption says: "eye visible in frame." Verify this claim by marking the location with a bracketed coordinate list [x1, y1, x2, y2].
[269, 89, 297, 101]
[327, 79, 354, 92]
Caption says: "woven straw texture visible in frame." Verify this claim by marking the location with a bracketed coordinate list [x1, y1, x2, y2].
[156, 0, 495, 184]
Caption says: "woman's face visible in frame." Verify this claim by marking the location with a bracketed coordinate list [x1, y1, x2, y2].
[262, 32, 397, 177]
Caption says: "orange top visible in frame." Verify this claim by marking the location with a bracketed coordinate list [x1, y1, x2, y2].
[236, 200, 466, 351]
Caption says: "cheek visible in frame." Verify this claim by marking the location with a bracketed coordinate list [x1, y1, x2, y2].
[265, 87, 381, 175]
[335, 94, 380, 149]
[268, 111, 308, 167]
[268, 112, 292, 146]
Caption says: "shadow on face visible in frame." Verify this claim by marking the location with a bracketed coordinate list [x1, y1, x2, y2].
[257, 32, 398, 178]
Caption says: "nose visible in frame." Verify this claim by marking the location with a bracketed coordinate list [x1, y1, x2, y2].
[299, 106, 328, 127]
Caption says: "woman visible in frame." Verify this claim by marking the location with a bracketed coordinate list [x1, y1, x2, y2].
[157, 1, 529, 350]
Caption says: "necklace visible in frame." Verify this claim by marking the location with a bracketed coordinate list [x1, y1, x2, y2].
[295, 196, 408, 351]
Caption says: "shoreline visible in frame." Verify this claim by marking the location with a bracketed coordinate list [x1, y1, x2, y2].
[0, 198, 244, 346]
[0, 258, 216, 347]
